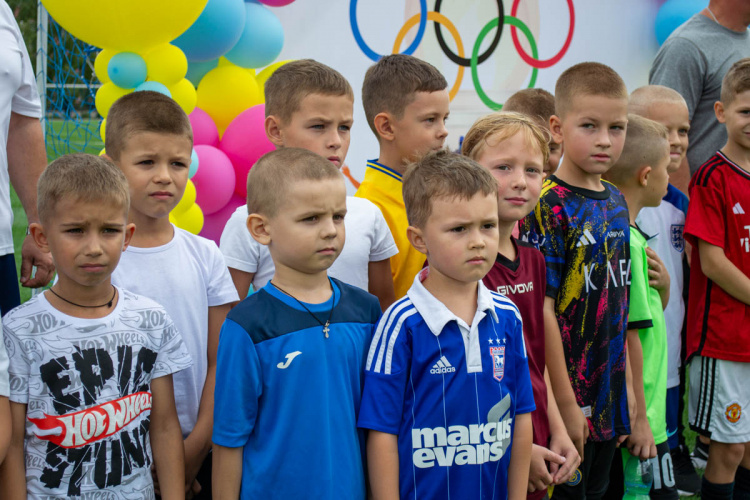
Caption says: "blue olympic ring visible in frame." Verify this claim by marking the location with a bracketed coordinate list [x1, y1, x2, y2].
[349, 0, 428, 61]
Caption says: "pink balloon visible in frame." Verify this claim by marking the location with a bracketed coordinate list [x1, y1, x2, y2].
[189, 107, 219, 147]
[258, 0, 296, 6]
[192, 145, 236, 215]
[219, 104, 275, 198]
[200, 194, 246, 245]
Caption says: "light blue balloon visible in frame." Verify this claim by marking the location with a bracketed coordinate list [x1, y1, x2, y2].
[173, 0, 246, 62]
[655, 0, 708, 45]
[186, 59, 219, 87]
[189, 148, 200, 179]
[107, 52, 147, 89]
[224, 2, 284, 69]
[135, 81, 172, 97]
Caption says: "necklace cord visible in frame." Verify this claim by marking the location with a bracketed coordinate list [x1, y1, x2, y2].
[270, 280, 335, 335]
[48, 285, 117, 308]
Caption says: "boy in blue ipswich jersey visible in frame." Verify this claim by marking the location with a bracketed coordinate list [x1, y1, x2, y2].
[212, 148, 381, 499]
[359, 150, 535, 500]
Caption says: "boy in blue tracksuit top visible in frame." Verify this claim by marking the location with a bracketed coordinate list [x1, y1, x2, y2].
[358, 150, 535, 500]
[212, 148, 381, 499]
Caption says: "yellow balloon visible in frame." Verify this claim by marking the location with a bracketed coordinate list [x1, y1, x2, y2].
[169, 79, 198, 115]
[94, 49, 115, 84]
[256, 60, 293, 91]
[99, 148, 106, 156]
[95, 83, 130, 118]
[197, 66, 263, 134]
[146, 44, 188, 86]
[40, 0, 208, 52]
[99, 118, 106, 142]
[173, 180, 197, 215]
[171, 203, 204, 234]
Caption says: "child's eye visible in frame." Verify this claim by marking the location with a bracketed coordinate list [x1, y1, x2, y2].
[310, 124, 325, 130]
[172, 161, 187, 168]
[66, 228, 83, 234]
[493, 164, 511, 171]
[526, 167, 542, 175]
[679, 128, 689, 135]
[450, 226, 466, 233]
[333, 213, 346, 221]
[581, 123, 595, 129]
[338, 125, 351, 132]
[610, 125, 625, 131]
[483, 222, 497, 230]
[138, 159, 154, 166]
[302, 215, 319, 222]
[102, 227, 122, 234]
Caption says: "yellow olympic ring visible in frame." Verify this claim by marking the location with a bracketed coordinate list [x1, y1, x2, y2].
[392, 11, 464, 101]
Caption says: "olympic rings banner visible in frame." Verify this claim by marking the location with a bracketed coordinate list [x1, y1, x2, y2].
[271, 0, 664, 188]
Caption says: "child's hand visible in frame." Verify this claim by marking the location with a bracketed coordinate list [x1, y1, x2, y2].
[528, 444, 563, 492]
[558, 400, 589, 460]
[626, 417, 657, 460]
[548, 429, 580, 484]
[186, 479, 202, 499]
[646, 247, 670, 291]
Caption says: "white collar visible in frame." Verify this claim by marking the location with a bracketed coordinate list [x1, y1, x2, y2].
[406, 268, 499, 336]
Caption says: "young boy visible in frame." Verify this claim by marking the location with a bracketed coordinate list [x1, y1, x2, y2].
[519, 62, 632, 500]
[603, 114, 677, 500]
[220, 59, 397, 310]
[503, 88, 563, 177]
[356, 54, 450, 299]
[685, 58, 750, 500]
[0, 154, 191, 499]
[463, 112, 581, 496]
[212, 148, 381, 499]
[358, 149, 534, 500]
[105, 91, 238, 498]
[629, 85, 701, 495]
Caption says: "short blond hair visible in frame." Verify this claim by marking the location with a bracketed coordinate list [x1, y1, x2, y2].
[247, 147, 342, 217]
[721, 57, 750, 106]
[555, 62, 628, 117]
[105, 91, 193, 160]
[629, 85, 687, 115]
[264, 59, 354, 123]
[403, 149, 497, 228]
[462, 111, 550, 166]
[503, 88, 556, 129]
[605, 114, 669, 186]
[38, 154, 130, 223]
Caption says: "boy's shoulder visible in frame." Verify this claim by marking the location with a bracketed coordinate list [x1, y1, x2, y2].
[355, 160, 404, 205]
[691, 151, 749, 192]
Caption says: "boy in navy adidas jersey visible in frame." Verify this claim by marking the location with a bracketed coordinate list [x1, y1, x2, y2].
[358, 150, 534, 500]
[212, 148, 381, 499]
[685, 58, 750, 500]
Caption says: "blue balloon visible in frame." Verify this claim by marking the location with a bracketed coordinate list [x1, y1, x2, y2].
[173, 0, 246, 62]
[224, 2, 284, 69]
[655, 0, 708, 45]
[108, 52, 147, 89]
[135, 81, 172, 97]
[189, 148, 200, 179]
[186, 59, 219, 86]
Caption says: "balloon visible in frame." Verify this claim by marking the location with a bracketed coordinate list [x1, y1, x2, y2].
[189, 108, 220, 147]
[258, 0, 296, 6]
[172, 0, 246, 62]
[173, 179, 197, 214]
[145, 44, 188, 86]
[192, 145, 236, 214]
[196, 65, 263, 133]
[170, 203, 204, 234]
[108, 52, 147, 89]
[219, 104, 274, 198]
[99, 118, 107, 142]
[655, 0, 707, 45]
[255, 59, 292, 92]
[224, 3, 284, 69]
[200, 194, 245, 244]
[186, 59, 219, 87]
[95, 82, 130, 117]
[135, 81, 172, 96]
[94, 49, 115, 84]
[189, 148, 200, 178]
[169, 78, 198, 115]
[40, 0, 208, 52]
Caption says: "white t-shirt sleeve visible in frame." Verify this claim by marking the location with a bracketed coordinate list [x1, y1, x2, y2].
[206, 242, 240, 307]
[368, 201, 398, 262]
[219, 206, 261, 274]
[3, 3, 41, 118]
[0, 319, 9, 398]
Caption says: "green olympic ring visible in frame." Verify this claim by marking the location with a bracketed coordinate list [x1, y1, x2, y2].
[471, 16, 538, 110]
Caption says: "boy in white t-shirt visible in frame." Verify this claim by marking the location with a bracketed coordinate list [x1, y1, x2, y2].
[220, 59, 397, 310]
[105, 91, 238, 498]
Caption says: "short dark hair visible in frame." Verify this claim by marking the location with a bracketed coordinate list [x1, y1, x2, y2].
[362, 54, 447, 136]
[503, 88, 556, 128]
[555, 62, 628, 117]
[403, 149, 498, 228]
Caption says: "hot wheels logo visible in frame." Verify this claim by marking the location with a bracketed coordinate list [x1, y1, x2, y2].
[28, 392, 152, 448]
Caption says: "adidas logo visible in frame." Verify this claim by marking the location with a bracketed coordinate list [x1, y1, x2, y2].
[734, 202, 745, 215]
[430, 356, 456, 374]
[576, 229, 597, 247]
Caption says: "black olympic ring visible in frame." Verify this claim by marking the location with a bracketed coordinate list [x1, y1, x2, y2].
[434, 0, 504, 67]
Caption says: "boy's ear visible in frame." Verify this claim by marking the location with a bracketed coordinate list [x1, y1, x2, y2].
[122, 223, 136, 251]
[714, 101, 726, 124]
[264, 115, 285, 147]
[638, 165, 652, 187]
[29, 223, 50, 254]
[549, 115, 564, 144]
[247, 213, 272, 246]
[407, 225, 428, 256]
[374, 112, 395, 142]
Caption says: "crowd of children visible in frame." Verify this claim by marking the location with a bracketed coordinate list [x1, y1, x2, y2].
[0, 50, 749, 500]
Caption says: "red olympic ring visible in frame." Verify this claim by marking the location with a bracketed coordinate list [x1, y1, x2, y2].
[510, 0, 575, 69]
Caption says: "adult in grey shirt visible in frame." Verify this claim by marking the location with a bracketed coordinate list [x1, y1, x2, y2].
[650, 0, 750, 192]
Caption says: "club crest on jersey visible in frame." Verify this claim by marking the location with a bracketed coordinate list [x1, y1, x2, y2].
[490, 346, 505, 382]
[671, 224, 684, 252]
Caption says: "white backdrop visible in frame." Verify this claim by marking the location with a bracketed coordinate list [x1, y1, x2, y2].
[269, 0, 665, 192]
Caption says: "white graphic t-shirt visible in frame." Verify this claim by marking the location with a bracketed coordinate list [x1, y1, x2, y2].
[3, 288, 192, 499]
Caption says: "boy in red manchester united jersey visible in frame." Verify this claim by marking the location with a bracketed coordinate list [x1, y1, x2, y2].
[685, 58, 750, 500]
